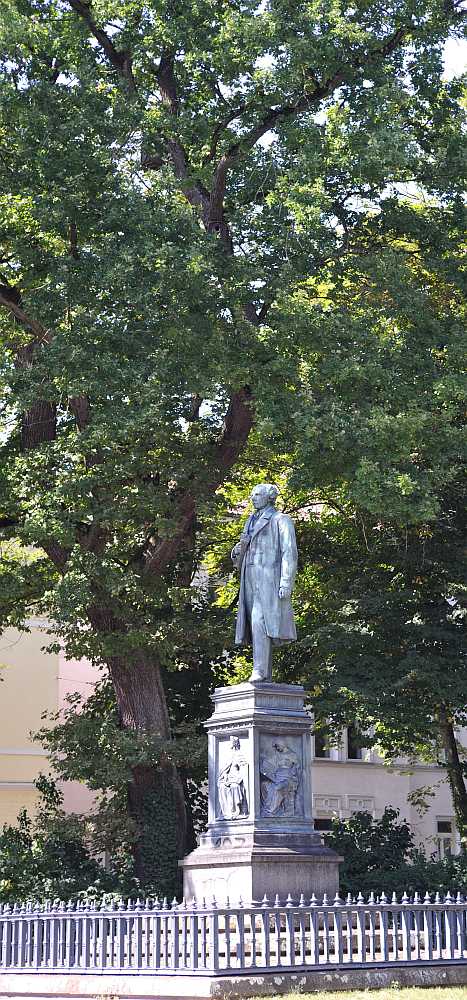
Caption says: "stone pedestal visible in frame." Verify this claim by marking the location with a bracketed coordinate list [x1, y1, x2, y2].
[180, 682, 341, 904]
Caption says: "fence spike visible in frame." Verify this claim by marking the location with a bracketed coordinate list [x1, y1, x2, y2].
[446, 890, 453, 904]
[401, 891, 409, 905]
[310, 893, 317, 907]
[322, 893, 329, 906]
[391, 892, 397, 905]
[434, 891, 440, 904]
[274, 894, 281, 908]
[368, 891, 375, 905]
[334, 892, 342, 905]
[162, 897, 168, 910]
[413, 891, 420, 904]
[424, 891, 431, 904]
[285, 893, 294, 908]
[356, 892, 364, 905]
[380, 892, 387, 904]
[225, 895, 230, 909]
[346, 893, 353, 906]
[211, 895, 218, 909]
[298, 893, 306, 907]
[171, 896, 178, 909]
[202, 897, 207, 909]
[456, 892, 463, 904]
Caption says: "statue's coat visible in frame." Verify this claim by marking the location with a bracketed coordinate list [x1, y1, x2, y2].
[232, 506, 298, 645]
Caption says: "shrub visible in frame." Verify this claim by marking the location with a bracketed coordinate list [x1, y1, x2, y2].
[324, 807, 467, 897]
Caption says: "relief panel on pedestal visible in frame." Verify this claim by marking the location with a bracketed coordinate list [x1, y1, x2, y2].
[259, 734, 304, 818]
[216, 734, 249, 820]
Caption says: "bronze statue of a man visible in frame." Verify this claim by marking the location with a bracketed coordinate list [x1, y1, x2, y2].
[231, 483, 298, 682]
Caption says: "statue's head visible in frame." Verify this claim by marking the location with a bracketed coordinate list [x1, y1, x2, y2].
[230, 736, 241, 750]
[250, 482, 279, 511]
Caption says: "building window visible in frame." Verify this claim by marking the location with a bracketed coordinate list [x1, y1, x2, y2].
[314, 817, 334, 832]
[314, 730, 331, 758]
[347, 724, 364, 760]
[436, 818, 455, 858]
[348, 795, 375, 816]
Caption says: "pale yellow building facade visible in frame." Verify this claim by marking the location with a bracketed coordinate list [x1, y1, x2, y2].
[311, 735, 461, 859]
[0, 623, 97, 826]
[0, 624, 462, 860]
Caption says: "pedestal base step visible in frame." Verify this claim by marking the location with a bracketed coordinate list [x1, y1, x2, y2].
[180, 842, 341, 905]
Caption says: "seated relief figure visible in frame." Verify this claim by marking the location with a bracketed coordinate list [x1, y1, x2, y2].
[217, 736, 249, 820]
[260, 740, 301, 818]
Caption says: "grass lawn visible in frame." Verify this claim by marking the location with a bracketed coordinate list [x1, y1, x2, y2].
[253, 990, 467, 1000]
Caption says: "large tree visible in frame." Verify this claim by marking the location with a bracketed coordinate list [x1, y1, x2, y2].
[0, 0, 464, 887]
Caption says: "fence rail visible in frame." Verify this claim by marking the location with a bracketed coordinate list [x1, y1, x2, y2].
[1, 892, 466, 975]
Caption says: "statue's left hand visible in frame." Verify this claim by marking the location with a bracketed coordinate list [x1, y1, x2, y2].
[279, 586, 291, 599]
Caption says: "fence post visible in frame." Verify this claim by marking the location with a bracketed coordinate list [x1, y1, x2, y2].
[297, 893, 306, 966]
[32, 901, 42, 970]
[284, 894, 295, 967]
[333, 893, 343, 966]
[356, 892, 366, 963]
[412, 892, 422, 961]
[200, 897, 209, 969]
[400, 891, 410, 961]
[3, 904, 12, 968]
[455, 892, 465, 959]
[309, 893, 318, 966]
[445, 891, 455, 959]
[236, 896, 245, 970]
[209, 897, 219, 973]
[65, 900, 74, 969]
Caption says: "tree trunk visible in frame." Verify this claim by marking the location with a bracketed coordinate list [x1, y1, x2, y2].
[110, 651, 189, 893]
[88, 603, 189, 892]
[438, 705, 467, 852]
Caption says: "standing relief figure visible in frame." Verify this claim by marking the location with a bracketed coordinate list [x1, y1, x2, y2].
[217, 736, 249, 820]
[231, 483, 298, 682]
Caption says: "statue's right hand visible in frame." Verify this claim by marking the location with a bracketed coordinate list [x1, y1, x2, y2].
[231, 542, 242, 568]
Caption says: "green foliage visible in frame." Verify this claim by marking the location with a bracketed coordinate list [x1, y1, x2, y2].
[324, 808, 467, 897]
[0, 777, 113, 904]
[0, 0, 465, 887]
[37, 681, 207, 791]
[34, 677, 208, 894]
[324, 807, 415, 896]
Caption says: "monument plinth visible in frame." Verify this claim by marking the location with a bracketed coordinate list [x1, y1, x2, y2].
[180, 681, 341, 904]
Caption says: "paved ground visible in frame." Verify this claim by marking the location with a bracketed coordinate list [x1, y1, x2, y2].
[262, 989, 467, 1000]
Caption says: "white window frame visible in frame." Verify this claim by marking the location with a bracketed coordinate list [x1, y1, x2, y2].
[436, 816, 457, 858]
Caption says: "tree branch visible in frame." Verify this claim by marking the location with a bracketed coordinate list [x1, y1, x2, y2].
[67, 0, 137, 93]
[143, 387, 253, 577]
[0, 288, 51, 344]
[208, 26, 408, 219]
